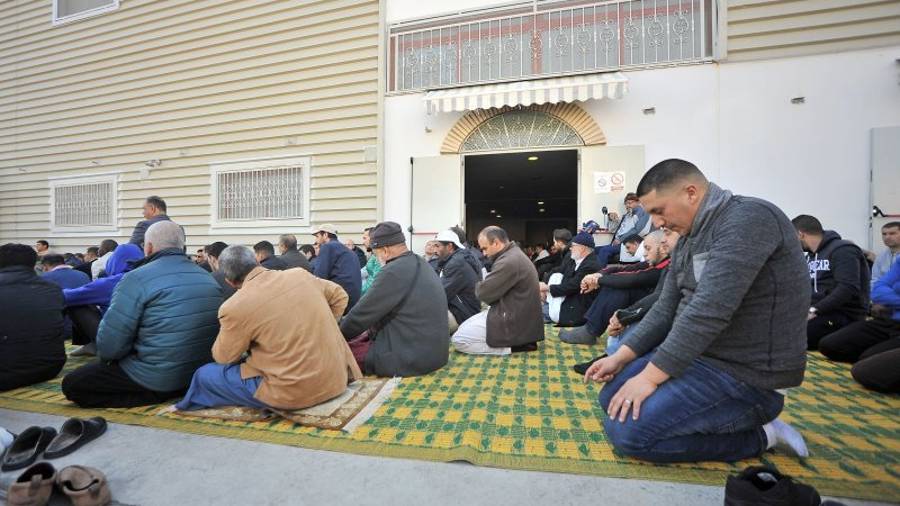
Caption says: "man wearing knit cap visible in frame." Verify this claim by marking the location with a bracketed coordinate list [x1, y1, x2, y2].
[542, 231, 601, 326]
[340, 222, 449, 377]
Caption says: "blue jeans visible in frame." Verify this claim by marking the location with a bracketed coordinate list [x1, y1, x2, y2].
[594, 244, 620, 269]
[598, 354, 784, 463]
[175, 363, 269, 411]
[605, 324, 639, 355]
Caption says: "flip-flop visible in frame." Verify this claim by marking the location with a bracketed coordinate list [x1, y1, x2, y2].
[43, 417, 107, 460]
[0, 426, 57, 472]
[57, 465, 112, 506]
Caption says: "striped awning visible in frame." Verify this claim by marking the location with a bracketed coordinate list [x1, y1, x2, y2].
[423, 72, 628, 114]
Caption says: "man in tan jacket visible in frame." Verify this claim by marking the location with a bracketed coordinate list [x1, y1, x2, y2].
[175, 245, 361, 411]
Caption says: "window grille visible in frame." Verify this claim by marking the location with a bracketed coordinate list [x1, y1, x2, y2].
[50, 176, 117, 230]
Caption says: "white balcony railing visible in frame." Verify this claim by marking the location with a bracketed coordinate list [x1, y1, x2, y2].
[388, 0, 715, 92]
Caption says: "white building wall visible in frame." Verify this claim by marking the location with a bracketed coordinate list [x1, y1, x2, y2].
[384, 44, 900, 248]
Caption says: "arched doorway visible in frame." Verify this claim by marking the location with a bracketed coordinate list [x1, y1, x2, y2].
[410, 102, 643, 252]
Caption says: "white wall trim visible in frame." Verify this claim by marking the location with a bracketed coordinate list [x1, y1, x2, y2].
[52, 0, 119, 26]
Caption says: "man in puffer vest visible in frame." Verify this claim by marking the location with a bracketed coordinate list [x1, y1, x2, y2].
[63, 221, 222, 408]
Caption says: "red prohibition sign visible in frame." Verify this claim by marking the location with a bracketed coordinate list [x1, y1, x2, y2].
[611, 173, 625, 185]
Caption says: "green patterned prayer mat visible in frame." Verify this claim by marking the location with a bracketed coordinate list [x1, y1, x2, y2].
[1, 329, 898, 502]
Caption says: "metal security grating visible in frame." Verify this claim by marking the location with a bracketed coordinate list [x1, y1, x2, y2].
[53, 181, 115, 227]
[216, 165, 305, 221]
[389, 0, 714, 92]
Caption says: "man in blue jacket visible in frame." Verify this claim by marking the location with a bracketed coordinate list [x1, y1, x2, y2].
[848, 258, 900, 393]
[62, 221, 222, 408]
[312, 224, 361, 313]
[63, 244, 144, 356]
[40, 254, 90, 343]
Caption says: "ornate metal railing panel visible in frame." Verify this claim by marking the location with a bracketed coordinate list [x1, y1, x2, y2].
[389, 0, 713, 92]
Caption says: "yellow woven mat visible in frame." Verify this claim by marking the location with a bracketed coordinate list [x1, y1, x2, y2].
[1, 330, 897, 501]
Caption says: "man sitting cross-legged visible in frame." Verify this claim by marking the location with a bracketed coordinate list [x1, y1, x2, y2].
[62, 221, 223, 408]
[434, 229, 482, 334]
[792, 215, 870, 350]
[0, 244, 67, 392]
[452, 226, 545, 355]
[541, 232, 601, 327]
[559, 230, 671, 345]
[176, 246, 362, 412]
[340, 222, 449, 377]
[585, 159, 810, 463]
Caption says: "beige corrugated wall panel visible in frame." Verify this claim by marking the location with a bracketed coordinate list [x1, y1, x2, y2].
[726, 0, 900, 61]
[0, 0, 381, 252]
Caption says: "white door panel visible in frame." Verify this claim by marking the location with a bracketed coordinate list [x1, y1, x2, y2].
[579, 145, 646, 231]
[410, 155, 463, 254]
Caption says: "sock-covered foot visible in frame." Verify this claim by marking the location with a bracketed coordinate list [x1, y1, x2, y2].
[559, 326, 598, 345]
[763, 418, 809, 458]
[69, 342, 96, 357]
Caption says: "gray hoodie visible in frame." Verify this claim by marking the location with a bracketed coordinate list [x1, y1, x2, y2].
[622, 183, 810, 390]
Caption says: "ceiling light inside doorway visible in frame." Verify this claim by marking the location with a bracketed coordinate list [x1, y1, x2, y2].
[528, 156, 539, 161]
[539, 209, 545, 213]
[490, 209, 496, 214]
[537, 201, 544, 205]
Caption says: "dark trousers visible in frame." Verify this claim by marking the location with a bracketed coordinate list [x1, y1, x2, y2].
[62, 361, 185, 408]
[0, 360, 64, 392]
[819, 318, 900, 363]
[807, 311, 854, 350]
[583, 287, 640, 335]
[67, 305, 102, 346]
[852, 348, 900, 393]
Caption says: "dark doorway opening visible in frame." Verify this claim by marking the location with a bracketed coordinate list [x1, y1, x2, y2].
[464, 149, 578, 247]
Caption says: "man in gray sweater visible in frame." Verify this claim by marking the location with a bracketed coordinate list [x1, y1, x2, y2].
[585, 159, 810, 463]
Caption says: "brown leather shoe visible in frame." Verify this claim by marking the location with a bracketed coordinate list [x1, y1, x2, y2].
[6, 462, 56, 506]
[56, 465, 111, 506]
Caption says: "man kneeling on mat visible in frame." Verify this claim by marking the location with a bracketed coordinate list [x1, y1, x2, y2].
[584, 159, 810, 463]
[177, 245, 361, 412]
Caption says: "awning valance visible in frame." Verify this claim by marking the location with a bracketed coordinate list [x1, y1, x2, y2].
[423, 72, 628, 114]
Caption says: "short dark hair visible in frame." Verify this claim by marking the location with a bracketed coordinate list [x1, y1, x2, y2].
[883, 221, 900, 231]
[791, 215, 824, 235]
[0, 243, 38, 269]
[204, 241, 228, 259]
[552, 228, 573, 244]
[479, 226, 509, 244]
[145, 196, 167, 213]
[636, 159, 707, 197]
[450, 226, 467, 245]
[278, 234, 298, 251]
[299, 244, 316, 257]
[624, 192, 639, 203]
[253, 240, 275, 257]
[622, 234, 643, 245]
[41, 254, 66, 267]
[36, 240, 49, 248]
[86, 246, 99, 255]
[99, 239, 119, 255]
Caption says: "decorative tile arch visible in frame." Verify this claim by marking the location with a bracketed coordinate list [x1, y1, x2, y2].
[440, 102, 606, 154]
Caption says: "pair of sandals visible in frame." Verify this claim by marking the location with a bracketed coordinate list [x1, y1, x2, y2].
[1, 417, 107, 472]
[7, 462, 110, 506]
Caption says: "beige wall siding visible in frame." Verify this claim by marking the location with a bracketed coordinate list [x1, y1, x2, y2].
[726, 0, 900, 61]
[0, 0, 381, 253]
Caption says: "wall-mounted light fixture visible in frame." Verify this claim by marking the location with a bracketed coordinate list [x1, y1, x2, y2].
[642, 107, 656, 115]
[791, 97, 805, 104]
